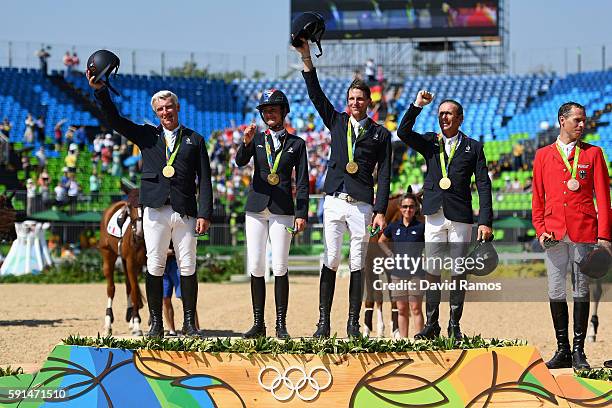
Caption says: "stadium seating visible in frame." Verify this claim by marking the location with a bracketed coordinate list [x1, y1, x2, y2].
[2, 67, 611, 217]
[0, 67, 97, 143]
[498, 70, 612, 139]
[66, 74, 243, 140]
[394, 73, 557, 142]
[233, 76, 353, 131]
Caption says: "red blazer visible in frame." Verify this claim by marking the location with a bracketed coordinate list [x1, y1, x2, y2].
[532, 141, 611, 243]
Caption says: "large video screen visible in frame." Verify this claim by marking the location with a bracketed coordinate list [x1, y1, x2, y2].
[291, 1, 499, 40]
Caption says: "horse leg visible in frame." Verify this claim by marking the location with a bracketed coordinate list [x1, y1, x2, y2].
[375, 301, 385, 337]
[123, 259, 135, 329]
[391, 301, 401, 339]
[125, 255, 143, 336]
[363, 301, 374, 337]
[587, 280, 602, 342]
[101, 248, 117, 336]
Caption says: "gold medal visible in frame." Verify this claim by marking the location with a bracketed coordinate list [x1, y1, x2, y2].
[162, 165, 175, 178]
[439, 177, 451, 190]
[267, 173, 280, 185]
[567, 178, 580, 191]
[346, 161, 359, 174]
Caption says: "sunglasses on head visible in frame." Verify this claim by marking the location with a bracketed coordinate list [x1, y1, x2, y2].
[401, 205, 416, 209]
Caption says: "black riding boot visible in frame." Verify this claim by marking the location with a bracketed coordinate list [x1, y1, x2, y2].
[313, 265, 336, 338]
[347, 270, 362, 337]
[244, 275, 266, 338]
[546, 300, 572, 369]
[145, 273, 164, 338]
[448, 276, 466, 340]
[180, 274, 199, 337]
[414, 275, 441, 340]
[572, 298, 590, 369]
[275, 274, 290, 339]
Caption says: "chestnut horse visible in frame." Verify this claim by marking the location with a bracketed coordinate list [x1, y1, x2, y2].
[98, 189, 146, 336]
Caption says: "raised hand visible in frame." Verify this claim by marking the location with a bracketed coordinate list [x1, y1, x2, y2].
[415, 90, 434, 107]
[293, 37, 311, 57]
[86, 69, 105, 90]
[243, 123, 257, 145]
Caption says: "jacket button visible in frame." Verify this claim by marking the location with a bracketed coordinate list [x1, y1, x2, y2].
[564, 203, 567, 206]
[563, 169, 567, 172]
[563, 191, 567, 194]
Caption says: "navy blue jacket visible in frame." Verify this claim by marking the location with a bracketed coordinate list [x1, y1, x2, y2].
[95, 87, 213, 219]
[235, 131, 309, 218]
[302, 68, 391, 214]
[397, 104, 492, 226]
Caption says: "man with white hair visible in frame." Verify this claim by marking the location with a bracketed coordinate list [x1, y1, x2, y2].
[88, 72, 213, 338]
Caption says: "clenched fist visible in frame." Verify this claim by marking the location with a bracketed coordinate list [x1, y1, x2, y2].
[243, 123, 256, 145]
[415, 90, 434, 108]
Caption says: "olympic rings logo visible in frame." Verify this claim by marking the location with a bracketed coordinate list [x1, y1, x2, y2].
[258, 365, 332, 401]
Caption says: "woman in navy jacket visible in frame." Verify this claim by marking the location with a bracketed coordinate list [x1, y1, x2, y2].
[235, 89, 309, 339]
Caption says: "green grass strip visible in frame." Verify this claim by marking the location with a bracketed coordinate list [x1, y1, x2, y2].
[62, 334, 526, 356]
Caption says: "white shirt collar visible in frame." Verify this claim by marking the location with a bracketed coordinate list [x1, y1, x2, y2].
[267, 128, 286, 150]
[556, 136, 577, 154]
[268, 128, 286, 139]
[162, 125, 180, 139]
[350, 115, 369, 130]
[442, 132, 460, 144]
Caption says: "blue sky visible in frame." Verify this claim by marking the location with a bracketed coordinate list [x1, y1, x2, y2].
[2, 0, 611, 76]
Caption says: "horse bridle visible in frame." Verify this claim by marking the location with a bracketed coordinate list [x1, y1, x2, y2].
[127, 205, 144, 245]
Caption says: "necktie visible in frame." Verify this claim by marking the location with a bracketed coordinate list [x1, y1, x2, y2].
[276, 133, 285, 151]
[166, 132, 176, 153]
[266, 133, 276, 159]
[171, 132, 177, 152]
[352, 124, 360, 146]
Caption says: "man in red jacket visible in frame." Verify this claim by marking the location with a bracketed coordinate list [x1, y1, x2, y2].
[532, 102, 611, 369]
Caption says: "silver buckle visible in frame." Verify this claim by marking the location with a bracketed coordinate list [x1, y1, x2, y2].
[336, 193, 356, 203]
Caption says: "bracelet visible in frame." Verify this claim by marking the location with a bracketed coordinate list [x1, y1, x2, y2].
[301, 56, 312, 61]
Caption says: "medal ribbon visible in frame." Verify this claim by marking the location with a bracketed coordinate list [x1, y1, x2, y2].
[164, 128, 183, 166]
[555, 142, 581, 180]
[264, 130, 285, 175]
[347, 120, 366, 163]
[438, 133, 461, 178]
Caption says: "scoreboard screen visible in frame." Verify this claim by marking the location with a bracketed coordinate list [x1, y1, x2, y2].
[290, 1, 499, 40]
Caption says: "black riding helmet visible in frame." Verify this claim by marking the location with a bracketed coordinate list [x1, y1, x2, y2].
[291, 12, 326, 57]
[256, 89, 290, 123]
[87, 49, 121, 95]
[465, 236, 499, 276]
[577, 245, 612, 279]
